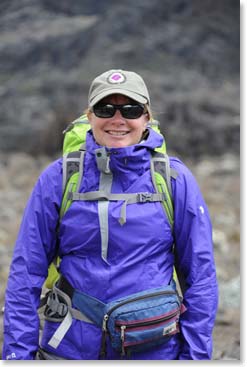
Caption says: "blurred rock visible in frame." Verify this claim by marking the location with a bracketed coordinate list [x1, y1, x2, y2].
[0, 0, 239, 158]
[218, 276, 240, 310]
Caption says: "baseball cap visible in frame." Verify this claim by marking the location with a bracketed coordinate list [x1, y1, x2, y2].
[88, 69, 150, 107]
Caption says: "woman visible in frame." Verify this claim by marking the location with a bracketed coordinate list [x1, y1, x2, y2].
[2, 69, 218, 360]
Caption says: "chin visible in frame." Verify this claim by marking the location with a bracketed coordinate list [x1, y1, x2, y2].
[105, 139, 130, 148]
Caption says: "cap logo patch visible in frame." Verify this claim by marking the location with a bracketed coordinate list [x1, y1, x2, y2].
[107, 72, 126, 84]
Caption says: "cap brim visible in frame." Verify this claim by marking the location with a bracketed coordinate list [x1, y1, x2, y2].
[89, 88, 148, 107]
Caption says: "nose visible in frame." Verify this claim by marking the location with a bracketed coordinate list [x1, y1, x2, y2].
[111, 109, 126, 122]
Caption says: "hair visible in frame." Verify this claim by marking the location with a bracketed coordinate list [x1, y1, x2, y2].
[145, 104, 153, 121]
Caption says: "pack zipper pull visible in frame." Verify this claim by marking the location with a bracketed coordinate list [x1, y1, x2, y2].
[102, 314, 109, 331]
[120, 325, 126, 357]
[99, 314, 109, 359]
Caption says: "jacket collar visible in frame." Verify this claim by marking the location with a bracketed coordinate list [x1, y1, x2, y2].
[86, 127, 164, 157]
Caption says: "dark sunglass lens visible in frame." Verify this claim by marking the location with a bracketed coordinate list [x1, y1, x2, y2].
[93, 103, 144, 119]
[121, 105, 144, 119]
[93, 104, 115, 118]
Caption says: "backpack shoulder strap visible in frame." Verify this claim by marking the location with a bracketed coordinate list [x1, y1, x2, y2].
[44, 146, 86, 290]
[62, 145, 86, 191]
[60, 145, 86, 218]
[151, 152, 178, 195]
[150, 152, 186, 295]
[150, 151, 178, 228]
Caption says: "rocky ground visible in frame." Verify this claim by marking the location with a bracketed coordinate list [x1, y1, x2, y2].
[0, 151, 240, 360]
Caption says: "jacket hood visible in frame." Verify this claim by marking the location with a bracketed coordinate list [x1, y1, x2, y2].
[86, 127, 164, 155]
[85, 127, 164, 176]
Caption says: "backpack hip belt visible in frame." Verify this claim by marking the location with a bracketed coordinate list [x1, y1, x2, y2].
[45, 276, 186, 358]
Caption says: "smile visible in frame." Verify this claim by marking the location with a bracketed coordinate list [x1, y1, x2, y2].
[106, 130, 130, 136]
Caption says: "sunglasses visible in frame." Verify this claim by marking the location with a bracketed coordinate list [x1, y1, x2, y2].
[92, 103, 146, 119]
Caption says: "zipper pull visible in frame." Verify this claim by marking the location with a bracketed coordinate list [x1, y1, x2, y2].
[120, 325, 126, 357]
[102, 314, 109, 331]
[99, 314, 109, 359]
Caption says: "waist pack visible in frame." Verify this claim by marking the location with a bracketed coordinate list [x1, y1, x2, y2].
[101, 285, 185, 357]
[51, 277, 186, 357]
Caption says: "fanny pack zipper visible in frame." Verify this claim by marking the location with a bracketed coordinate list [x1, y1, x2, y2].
[117, 308, 179, 357]
[105, 289, 177, 322]
[115, 308, 179, 329]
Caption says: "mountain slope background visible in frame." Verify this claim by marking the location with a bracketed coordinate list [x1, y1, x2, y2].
[0, 0, 239, 158]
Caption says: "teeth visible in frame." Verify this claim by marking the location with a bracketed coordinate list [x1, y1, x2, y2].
[107, 131, 128, 136]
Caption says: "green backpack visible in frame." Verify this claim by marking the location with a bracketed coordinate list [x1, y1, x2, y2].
[45, 114, 177, 289]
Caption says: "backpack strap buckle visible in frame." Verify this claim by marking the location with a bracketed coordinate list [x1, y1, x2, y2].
[44, 290, 68, 320]
[137, 192, 153, 202]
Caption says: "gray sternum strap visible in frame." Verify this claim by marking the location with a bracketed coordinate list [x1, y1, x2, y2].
[68, 191, 166, 225]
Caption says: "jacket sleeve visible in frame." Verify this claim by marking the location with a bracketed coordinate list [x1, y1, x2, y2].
[171, 158, 218, 360]
[2, 159, 62, 360]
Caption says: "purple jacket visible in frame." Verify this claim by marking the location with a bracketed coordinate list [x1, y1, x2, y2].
[2, 128, 218, 360]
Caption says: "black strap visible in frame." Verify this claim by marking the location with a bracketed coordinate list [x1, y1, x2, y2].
[36, 348, 66, 360]
[56, 276, 74, 299]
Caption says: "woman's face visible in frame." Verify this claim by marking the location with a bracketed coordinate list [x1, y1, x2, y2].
[88, 94, 149, 148]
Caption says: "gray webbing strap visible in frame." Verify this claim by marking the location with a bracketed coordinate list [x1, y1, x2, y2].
[95, 147, 111, 174]
[117, 192, 166, 225]
[170, 168, 178, 179]
[95, 147, 113, 262]
[62, 153, 69, 192]
[151, 154, 172, 195]
[48, 312, 73, 349]
[62, 150, 85, 192]
[47, 286, 94, 349]
[69, 191, 166, 226]
[69, 191, 165, 203]
[76, 149, 86, 192]
[98, 172, 113, 263]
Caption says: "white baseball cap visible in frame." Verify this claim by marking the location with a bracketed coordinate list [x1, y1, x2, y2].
[88, 69, 150, 107]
